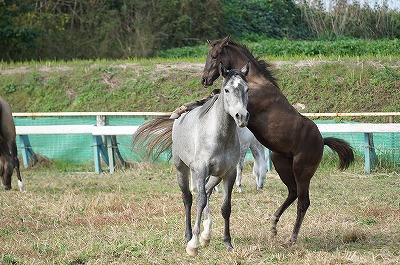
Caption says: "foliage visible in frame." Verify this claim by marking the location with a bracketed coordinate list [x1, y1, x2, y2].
[298, 0, 400, 39]
[1, 1, 400, 61]
[0, 0, 42, 61]
[221, 0, 311, 39]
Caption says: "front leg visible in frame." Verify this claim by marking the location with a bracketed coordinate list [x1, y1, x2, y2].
[186, 168, 208, 257]
[221, 170, 236, 251]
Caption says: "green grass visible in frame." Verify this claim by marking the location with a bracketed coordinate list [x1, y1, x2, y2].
[0, 162, 399, 264]
[0, 57, 399, 121]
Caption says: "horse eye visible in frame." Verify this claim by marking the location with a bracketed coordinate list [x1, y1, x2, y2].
[224, 89, 229, 93]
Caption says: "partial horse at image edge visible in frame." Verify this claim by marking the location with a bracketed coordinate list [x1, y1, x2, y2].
[0, 96, 25, 191]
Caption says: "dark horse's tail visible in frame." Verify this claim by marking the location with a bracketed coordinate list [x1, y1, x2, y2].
[324, 137, 355, 170]
[132, 116, 174, 161]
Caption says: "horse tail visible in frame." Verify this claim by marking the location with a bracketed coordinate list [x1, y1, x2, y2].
[324, 137, 355, 170]
[132, 116, 174, 161]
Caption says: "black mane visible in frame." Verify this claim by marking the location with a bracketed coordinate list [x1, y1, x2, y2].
[226, 40, 279, 87]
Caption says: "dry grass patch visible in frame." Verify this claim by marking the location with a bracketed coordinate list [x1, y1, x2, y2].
[0, 162, 399, 264]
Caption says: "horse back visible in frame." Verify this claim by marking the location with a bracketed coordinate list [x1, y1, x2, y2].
[0, 97, 17, 148]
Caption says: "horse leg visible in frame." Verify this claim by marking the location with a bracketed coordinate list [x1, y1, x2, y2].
[236, 154, 245, 193]
[200, 191, 212, 247]
[270, 152, 297, 240]
[236, 138, 249, 193]
[175, 161, 192, 242]
[186, 167, 208, 257]
[220, 170, 236, 251]
[11, 141, 25, 192]
[286, 155, 319, 245]
[250, 141, 267, 190]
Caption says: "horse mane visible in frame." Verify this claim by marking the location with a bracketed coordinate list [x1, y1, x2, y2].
[226, 40, 279, 88]
[198, 94, 219, 118]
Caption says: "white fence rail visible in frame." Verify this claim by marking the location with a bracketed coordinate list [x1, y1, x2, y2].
[14, 112, 400, 174]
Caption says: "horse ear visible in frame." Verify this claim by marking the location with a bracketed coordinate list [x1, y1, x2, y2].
[241, 61, 250, 76]
[219, 63, 227, 78]
[220, 35, 230, 47]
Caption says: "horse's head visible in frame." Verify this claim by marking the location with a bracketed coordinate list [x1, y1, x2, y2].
[220, 62, 250, 127]
[0, 155, 13, 190]
[202, 36, 232, 87]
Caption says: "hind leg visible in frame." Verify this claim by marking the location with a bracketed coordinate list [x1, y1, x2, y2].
[270, 152, 297, 240]
[13, 150, 25, 192]
[236, 154, 245, 193]
[250, 140, 267, 190]
[287, 154, 320, 244]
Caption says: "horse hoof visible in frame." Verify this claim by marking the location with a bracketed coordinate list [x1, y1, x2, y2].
[225, 242, 234, 252]
[200, 236, 210, 247]
[282, 239, 296, 247]
[18, 180, 26, 192]
[186, 245, 198, 257]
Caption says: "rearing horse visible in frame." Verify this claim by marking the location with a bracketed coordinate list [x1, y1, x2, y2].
[201, 36, 354, 245]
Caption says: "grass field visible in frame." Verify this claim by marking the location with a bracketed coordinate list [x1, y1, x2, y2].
[1, 162, 399, 264]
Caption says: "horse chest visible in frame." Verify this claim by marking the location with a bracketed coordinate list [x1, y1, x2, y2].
[194, 141, 239, 176]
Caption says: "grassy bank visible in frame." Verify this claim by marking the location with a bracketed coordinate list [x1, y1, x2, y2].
[0, 57, 399, 123]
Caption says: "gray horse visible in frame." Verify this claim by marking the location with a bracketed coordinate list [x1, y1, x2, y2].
[0, 96, 24, 191]
[173, 63, 249, 256]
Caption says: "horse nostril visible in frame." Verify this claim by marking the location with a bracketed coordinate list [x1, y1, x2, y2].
[246, 112, 250, 121]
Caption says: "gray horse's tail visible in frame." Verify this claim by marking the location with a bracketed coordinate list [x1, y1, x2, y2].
[132, 116, 173, 161]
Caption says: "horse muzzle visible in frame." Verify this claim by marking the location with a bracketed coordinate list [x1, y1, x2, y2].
[201, 77, 213, 88]
[236, 112, 250, 127]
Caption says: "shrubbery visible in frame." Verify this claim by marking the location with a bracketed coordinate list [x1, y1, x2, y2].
[1, 0, 400, 61]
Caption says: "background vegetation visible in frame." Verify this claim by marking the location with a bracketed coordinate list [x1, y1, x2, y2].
[1, 0, 400, 61]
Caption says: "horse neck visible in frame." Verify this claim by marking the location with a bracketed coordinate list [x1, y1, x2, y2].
[207, 93, 237, 136]
[227, 46, 277, 88]
[226, 46, 294, 115]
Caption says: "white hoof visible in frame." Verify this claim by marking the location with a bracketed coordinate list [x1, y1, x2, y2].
[18, 180, 26, 192]
[200, 236, 210, 247]
[186, 245, 198, 257]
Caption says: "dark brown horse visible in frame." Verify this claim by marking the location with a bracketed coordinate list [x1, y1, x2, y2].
[201, 36, 354, 244]
[0, 96, 24, 191]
